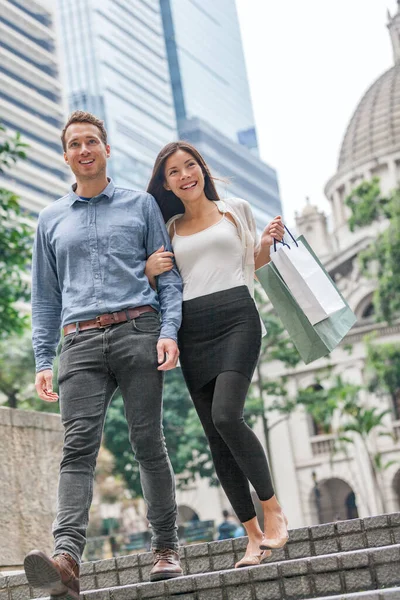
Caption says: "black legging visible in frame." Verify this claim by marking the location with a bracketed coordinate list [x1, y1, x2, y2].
[190, 370, 274, 523]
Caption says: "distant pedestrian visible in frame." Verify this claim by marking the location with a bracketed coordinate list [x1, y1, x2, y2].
[217, 510, 238, 540]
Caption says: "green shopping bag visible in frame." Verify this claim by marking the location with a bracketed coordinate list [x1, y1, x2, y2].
[256, 236, 357, 364]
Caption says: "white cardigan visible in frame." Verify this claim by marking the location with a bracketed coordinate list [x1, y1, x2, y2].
[166, 197, 266, 334]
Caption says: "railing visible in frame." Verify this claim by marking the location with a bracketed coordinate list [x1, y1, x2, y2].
[84, 519, 216, 561]
[182, 520, 215, 544]
[310, 434, 336, 456]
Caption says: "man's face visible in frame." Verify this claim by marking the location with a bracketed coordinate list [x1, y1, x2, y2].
[63, 122, 110, 181]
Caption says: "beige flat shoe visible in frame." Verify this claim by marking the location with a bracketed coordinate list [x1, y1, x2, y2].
[235, 549, 271, 568]
[260, 515, 289, 550]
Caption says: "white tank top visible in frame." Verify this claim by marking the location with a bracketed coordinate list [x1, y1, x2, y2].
[171, 216, 245, 301]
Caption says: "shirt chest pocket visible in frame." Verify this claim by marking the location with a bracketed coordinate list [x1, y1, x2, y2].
[108, 224, 144, 260]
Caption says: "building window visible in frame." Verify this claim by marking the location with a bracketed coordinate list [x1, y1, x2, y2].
[361, 302, 375, 319]
[393, 390, 400, 421]
[305, 384, 333, 436]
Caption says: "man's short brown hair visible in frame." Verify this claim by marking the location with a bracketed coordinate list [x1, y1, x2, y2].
[61, 110, 108, 151]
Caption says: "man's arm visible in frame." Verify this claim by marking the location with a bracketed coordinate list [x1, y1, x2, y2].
[31, 214, 62, 374]
[144, 193, 183, 342]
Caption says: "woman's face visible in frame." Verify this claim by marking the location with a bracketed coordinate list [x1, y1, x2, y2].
[164, 149, 205, 203]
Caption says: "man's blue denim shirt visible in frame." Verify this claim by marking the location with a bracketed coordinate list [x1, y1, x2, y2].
[31, 179, 183, 372]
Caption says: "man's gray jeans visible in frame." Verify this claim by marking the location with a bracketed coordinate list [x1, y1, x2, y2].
[53, 313, 178, 564]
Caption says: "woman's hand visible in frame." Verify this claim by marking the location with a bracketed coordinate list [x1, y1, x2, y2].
[260, 215, 285, 249]
[255, 216, 285, 271]
[145, 245, 175, 289]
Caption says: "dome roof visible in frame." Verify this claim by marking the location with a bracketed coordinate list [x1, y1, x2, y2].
[338, 64, 400, 172]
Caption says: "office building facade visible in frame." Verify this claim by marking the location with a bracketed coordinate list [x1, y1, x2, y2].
[0, 0, 69, 214]
[58, 0, 178, 190]
[160, 0, 282, 227]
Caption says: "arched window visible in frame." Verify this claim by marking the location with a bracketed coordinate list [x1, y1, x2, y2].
[356, 293, 375, 321]
[393, 390, 400, 421]
[310, 477, 358, 524]
[361, 302, 375, 319]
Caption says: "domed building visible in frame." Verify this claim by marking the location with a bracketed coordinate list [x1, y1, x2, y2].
[262, 4, 400, 528]
[325, 2, 400, 245]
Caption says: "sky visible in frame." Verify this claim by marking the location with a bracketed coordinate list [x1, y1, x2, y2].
[235, 0, 395, 226]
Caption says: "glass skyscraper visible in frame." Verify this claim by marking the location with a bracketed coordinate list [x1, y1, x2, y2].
[161, 0, 258, 153]
[160, 0, 282, 227]
[58, 0, 177, 190]
[0, 0, 69, 214]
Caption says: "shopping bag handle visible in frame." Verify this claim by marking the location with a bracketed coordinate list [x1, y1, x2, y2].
[273, 225, 299, 252]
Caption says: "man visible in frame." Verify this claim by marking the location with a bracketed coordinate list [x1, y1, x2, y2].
[24, 111, 183, 598]
[217, 510, 238, 540]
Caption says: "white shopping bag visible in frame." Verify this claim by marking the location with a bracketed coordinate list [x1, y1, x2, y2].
[270, 231, 345, 325]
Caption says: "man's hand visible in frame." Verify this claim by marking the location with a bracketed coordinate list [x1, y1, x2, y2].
[157, 338, 179, 371]
[35, 369, 59, 402]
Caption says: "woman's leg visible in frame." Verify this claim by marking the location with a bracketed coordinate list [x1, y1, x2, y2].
[191, 379, 266, 560]
[211, 371, 288, 547]
[191, 378, 256, 524]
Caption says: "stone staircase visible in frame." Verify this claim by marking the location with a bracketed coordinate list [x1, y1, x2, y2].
[2, 513, 400, 600]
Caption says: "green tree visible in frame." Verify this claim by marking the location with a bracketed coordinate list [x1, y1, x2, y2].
[345, 178, 400, 322]
[364, 338, 400, 421]
[0, 123, 32, 338]
[296, 375, 360, 434]
[103, 369, 214, 496]
[296, 374, 395, 513]
[340, 405, 393, 513]
[0, 330, 61, 411]
[0, 331, 36, 409]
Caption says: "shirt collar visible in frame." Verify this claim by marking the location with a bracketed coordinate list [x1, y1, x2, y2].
[68, 178, 115, 206]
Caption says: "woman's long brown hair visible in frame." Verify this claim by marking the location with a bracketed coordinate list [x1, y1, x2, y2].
[147, 141, 221, 222]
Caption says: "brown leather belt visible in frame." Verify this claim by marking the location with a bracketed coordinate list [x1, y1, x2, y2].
[63, 305, 156, 335]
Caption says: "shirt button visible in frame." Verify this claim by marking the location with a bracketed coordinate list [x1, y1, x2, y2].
[94, 274, 99, 279]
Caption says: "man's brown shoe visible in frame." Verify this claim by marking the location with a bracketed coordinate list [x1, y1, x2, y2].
[149, 548, 183, 581]
[24, 550, 80, 599]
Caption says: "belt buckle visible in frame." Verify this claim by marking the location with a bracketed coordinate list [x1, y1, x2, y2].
[96, 313, 114, 328]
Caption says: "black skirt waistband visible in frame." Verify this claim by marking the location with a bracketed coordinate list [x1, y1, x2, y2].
[182, 285, 251, 314]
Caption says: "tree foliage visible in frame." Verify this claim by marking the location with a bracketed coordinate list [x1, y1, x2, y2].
[364, 337, 400, 419]
[295, 374, 395, 512]
[0, 331, 36, 409]
[103, 369, 215, 497]
[345, 177, 400, 322]
[0, 124, 32, 338]
[0, 330, 62, 411]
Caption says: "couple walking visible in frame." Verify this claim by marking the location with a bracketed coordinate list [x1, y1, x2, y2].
[24, 111, 288, 598]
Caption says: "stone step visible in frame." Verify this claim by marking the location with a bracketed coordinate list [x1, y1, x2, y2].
[3, 513, 400, 598]
[6, 544, 400, 600]
[55, 545, 400, 600]
[3, 513, 400, 599]
[304, 589, 400, 600]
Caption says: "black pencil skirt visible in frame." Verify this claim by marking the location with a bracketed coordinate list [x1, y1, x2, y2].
[178, 285, 262, 393]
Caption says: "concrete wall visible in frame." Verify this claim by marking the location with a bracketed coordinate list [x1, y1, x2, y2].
[0, 407, 63, 568]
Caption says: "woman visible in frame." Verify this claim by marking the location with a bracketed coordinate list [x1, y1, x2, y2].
[146, 141, 288, 568]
